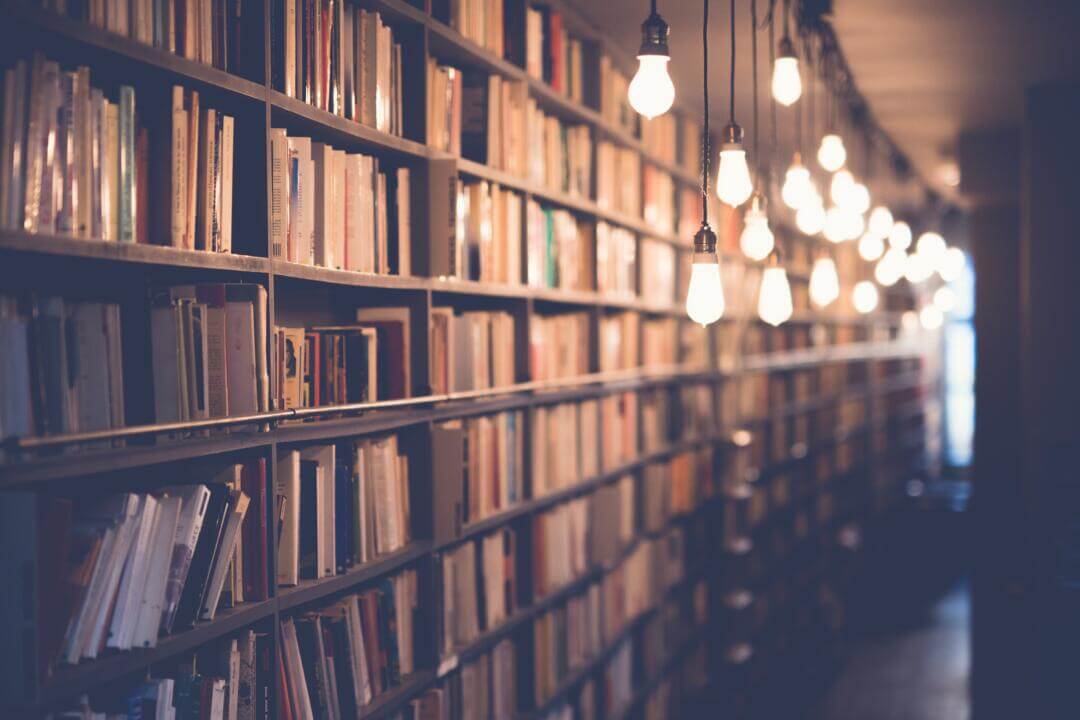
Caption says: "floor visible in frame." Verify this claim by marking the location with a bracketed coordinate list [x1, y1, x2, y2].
[817, 583, 971, 720]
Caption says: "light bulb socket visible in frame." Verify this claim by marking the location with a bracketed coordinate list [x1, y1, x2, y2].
[721, 122, 744, 147]
[750, 191, 767, 213]
[693, 223, 718, 254]
[766, 247, 783, 265]
[778, 36, 797, 60]
[639, 12, 670, 56]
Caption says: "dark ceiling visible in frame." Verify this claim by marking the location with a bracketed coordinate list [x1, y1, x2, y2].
[575, 0, 1080, 209]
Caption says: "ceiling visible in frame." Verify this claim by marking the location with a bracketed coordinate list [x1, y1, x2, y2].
[576, 0, 1080, 209]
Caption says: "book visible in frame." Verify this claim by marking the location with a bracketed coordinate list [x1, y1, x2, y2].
[428, 308, 515, 394]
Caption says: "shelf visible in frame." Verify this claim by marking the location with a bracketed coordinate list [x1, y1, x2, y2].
[0, 231, 270, 274]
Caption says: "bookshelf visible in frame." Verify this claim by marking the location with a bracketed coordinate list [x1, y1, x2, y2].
[0, 0, 936, 718]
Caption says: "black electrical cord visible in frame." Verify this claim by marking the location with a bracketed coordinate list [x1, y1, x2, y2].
[702, 0, 711, 225]
[729, 0, 736, 123]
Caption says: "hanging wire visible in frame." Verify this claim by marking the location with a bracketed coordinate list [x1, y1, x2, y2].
[768, 0, 779, 192]
[751, 0, 760, 176]
[729, 0, 736, 123]
[702, 0, 711, 225]
[651, 0, 657, 15]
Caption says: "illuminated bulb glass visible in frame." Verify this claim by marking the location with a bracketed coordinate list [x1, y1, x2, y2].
[868, 206, 893, 238]
[888, 221, 912, 250]
[933, 286, 956, 313]
[628, 55, 675, 119]
[739, 201, 775, 261]
[830, 170, 855, 206]
[875, 248, 906, 286]
[920, 304, 944, 330]
[809, 257, 840, 308]
[901, 310, 919, 333]
[938, 247, 966, 282]
[817, 133, 847, 172]
[782, 160, 812, 209]
[685, 251, 725, 326]
[823, 206, 847, 243]
[852, 280, 879, 314]
[858, 232, 885, 261]
[848, 183, 871, 214]
[904, 251, 934, 283]
[716, 146, 754, 207]
[916, 231, 946, 265]
[796, 197, 826, 235]
[771, 56, 802, 106]
[841, 207, 865, 240]
[758, 266, 794, 326]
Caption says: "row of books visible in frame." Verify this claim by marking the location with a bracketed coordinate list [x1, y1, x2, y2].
[640, 387, 672, 455]
[529, 312, 590, 382]
[598, 55, 635, 136]
[269, 129, 411, 273]
[641, 316, 678, 369]
[525, 202, 592, 291]
[433, 0, 507, 56]
[640, 238, 677, 307]
[525, 5, 584, 102]
[279, 568, 419, 719]
[601, 529, 686, 644]
[1, 57, 235, 250]
[275, 438, 411, 587]
[641, 113, 703, 177]
[527, 105, 591, 199]
[599, 312, 639, 373]
[595, 141, 641, 219]
[453, 179, 523, 285]
[530, 399, 599, 498]
[151, 283, 269, 423]
[644, 165, 675, 237]
[432, 411, 525, 536]
[274, 307, 412, 410]
[55, 631, 272, 719]
[532, 496, 589, 599]
[438, 527, 517, 657]
[0, 295, 123, 442]
[590, 475, 636, 569]
[600, 391, 639, 472]
[276, 3, 404, 136]
[595, 222, 636, 299]
[399, 638, 516, 720]
[429, 308, 516, 393]
[642, 449, 713, 531]
[22, 462, 266, 674]
[44, 0, 252, 73]
[533, 584, 602, 704]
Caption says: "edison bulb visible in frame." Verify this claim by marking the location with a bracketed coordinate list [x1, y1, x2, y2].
[868, 206, 893, 238]
[758, 266, 793, 326]
[920, 304, 944, 330]
[904, 251, 934, 283]
[875, 247, 906, 286]
[842, 207, 865, 240]
[858, 232, 885, 262]
[740, 200, 774, 261]
[809, 257, 840, 308]
[938, 247, 965, 282]
[796, 196, 826, 235]
[830, 170, 855, 206]
[628, 55, 675, 119]
[685, 251, 725, 325]
[848, 183, 871, 214]
[853, 281, 879, 313]
[888, 221, 912, 250]
[817, 133, 847, 172]
[717, 146, 754, 207]
[772, 55, 801, 107]
[916, 231, 946, 265]
[823, 206, 847, 243]
[782, 159, 812, 209]
[934, 286, 956, 313]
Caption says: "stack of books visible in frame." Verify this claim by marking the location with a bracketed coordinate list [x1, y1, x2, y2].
[434, 0, 506, 56]
[529, 312, 590, 382]
[596, 223, 637, 299]
[599, 55, 636, 135]
[438, 527, 517, 656]
[455, 179, 524, 284]
[532, 585, 602, 704]
[532, 497, 590, 598]
[526, 201, 593, 291]
[641, 316, 677, 369]
[642, 115, 677, 167]
[429, 308, 516, 393]
[589, 475, 636, 567]
[525, 5, 584, 101]
[269, 129, 411, 273]
[643, 165, 675, 236]
[530, 400, 600, 498]
[596, 141, 641, 218]
[599, 312, 640, 372]
[526, 103, 592, 198]
[600, 391, 638, 471]
[640, 238, 676, 307]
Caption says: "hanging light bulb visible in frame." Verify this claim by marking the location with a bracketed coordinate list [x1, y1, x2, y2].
[685, 0, 724, 327]
[934, 286, 956, 313]
[758, 253, 793, 326]
[628, 2, 675, 119]
[717, 123, 753, 206]
[868, 206, 893, 238]
[841, 206, 865, 240]
[938, 246, 966, 282]
[887, 221, 911, 251]
[686, 226, 725, 325]
[809, 256, 840, 308]
[875, 247, 906, 286]
[740, 194, 775, 261]
[796, 194, 826, 235]
[858, 232, 885, 262]
[848, 183, 871, 214]
[901, 310, 920, 333]
[830, 169, 855, 206]
[920, 304, 944, 330]
[771, 35, 801, 106]
[852, 280, 879, 314]
[781, 154, 812, 209]
[916, 231, 946, 266]
[824, 206, 849, 243]
[817, 133, 846, 172]
[904, 251, 934, 283]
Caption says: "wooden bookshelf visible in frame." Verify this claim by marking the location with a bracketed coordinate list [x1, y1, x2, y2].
[0, 2, 937, 717]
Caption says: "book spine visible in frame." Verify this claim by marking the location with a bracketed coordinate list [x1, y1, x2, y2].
[117, 85, 136, 243]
